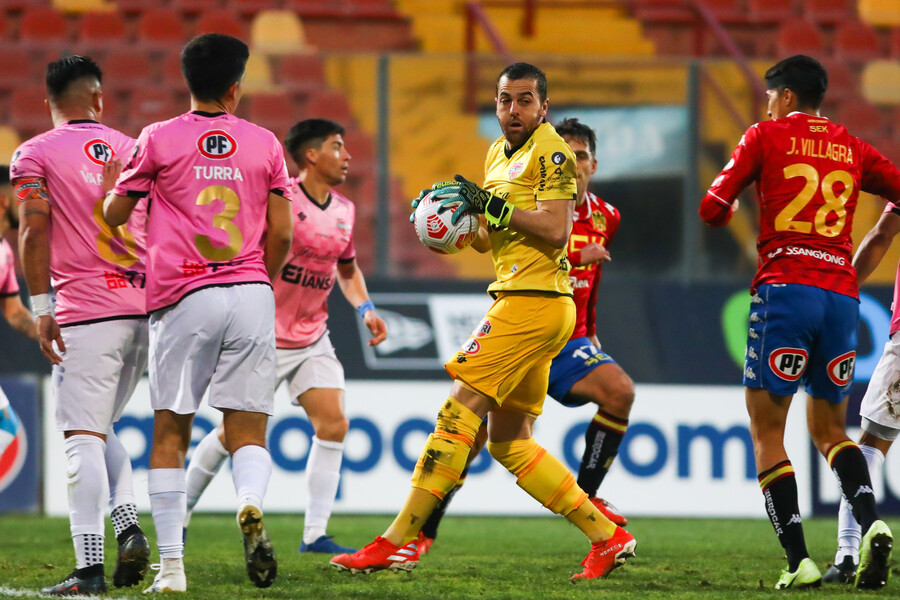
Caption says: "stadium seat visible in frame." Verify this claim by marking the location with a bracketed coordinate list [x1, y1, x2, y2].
[859, 0, 900, 26]
[891, 27, 900, 58]
[127, 89, 179, 129]
[229, 0, 283, 17]
[20, 6, 69, 47]
[341, 128, 375, 171]
[101, 49, 153, 94]
[78, 10, 127, 45]
[834, 21, 882, 63]
[9, 86, 51, 136]
[776, 21, 824, 56]
[195, 9, 246, 39]
[250, 9, 309, 55]
[240, 52, 276, 94]
[631, 0, 694, 23]
[836, 97, 885, 140]
[245, 93, 298, 132]
[274, 54, 326, 93]
[0, 126, 22, 164]
[137, 7, 188, 48]
[820, 59, 856, 101]
[0, 48, 35, 92]
[53, 0, 115, 13]
[171, 0, 223, 16]
[860, 60, 900, 105]
[305, 89, 353, 123]
[748, 0, 798, 23]
[804, 0, 858, 24]
[161, 51, 185, 90]
[699, 0, 746, 23]
[874, 137, 900, 166]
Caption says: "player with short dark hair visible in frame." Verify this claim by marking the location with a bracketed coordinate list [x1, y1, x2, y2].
[331, 62, 636, 581]
[14, 55, 151, 596]
[104, 34, 294, 593]
[701, 54, 900, 590]
[182, 117, 386, 555]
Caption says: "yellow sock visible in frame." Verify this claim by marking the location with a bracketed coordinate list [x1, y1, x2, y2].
[488, 438, 614, 542]
[384, 397, 482, 544]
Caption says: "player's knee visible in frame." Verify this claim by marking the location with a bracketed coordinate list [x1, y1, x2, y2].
[487, 438, 536, 474]
[434, 397, 482, 444]
[605, 375, 635, 415]
[316, 415, 349, 442]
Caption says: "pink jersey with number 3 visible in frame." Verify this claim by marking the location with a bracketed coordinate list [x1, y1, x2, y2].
[274, 179, 356, 348]
[11, 121, 146, 326]
[113, 111, 291, 312]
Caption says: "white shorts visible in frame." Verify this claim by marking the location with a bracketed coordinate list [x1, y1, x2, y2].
[277, 332, 345, 403]
[859, 333, 900, 434]
[0, 385, 8, 411]
[149, 284, 276, 415]
[55, 318, 149, 433]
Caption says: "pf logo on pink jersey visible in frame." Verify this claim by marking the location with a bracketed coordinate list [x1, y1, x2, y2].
[83, 139, 114, 165]
[197, 130, 238, 160]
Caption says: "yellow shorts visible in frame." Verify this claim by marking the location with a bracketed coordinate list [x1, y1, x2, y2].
[444, 292, 575, 417]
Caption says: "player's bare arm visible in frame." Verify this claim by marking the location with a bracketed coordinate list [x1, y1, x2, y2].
[336, 258, 387, 346]
[508, 197, 574, 249]
[264, 191, 293, 282]
[15, 176, 65, 364]
[574, 243, 611, 266]
[471, 216, 491, 253]
[853, 208, 900, 285]
[1, 294, 39, 341]
[102, 192, 138, 228]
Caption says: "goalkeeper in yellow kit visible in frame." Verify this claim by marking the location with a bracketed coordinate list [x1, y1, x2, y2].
[330, 62, 636, 580]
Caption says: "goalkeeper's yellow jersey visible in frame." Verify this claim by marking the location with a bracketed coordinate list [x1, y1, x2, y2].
[483, 121, 577, 297]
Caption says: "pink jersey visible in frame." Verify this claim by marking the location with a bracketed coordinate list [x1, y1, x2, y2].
[0, 239, 18, 298]
[113, 111, 291, 312]
[275, 179, 355, 348]
[11, 121, 147, 326]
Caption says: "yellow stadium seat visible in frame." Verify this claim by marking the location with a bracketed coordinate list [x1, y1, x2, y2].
[250, 10, 311, 55]
[0, 126, 22, 164]
[859, 0, 900, 27]
[861, 60, 900, 105]
[53, 0, 115, 12]
[241, 53, 276, 95]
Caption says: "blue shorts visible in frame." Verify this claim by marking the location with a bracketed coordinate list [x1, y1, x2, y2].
[548, 337, 617, 406]
[744, 283, 858, 404]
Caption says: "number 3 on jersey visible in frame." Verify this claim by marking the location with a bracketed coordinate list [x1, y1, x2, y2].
[775, 164, 854, 237]
[92, 198, 138, 268]
[194, 184, 242, 261]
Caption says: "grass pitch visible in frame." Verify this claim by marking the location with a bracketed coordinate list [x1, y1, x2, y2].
[0, 514, 897, 599]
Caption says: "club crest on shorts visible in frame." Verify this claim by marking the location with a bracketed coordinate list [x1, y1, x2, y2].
[83, 139, 114, 165]
[474, 319, 492, 338]
[197, 130, 238, 160]
[769, 347, 808, 381]
[461, 338, 481, 355]
[827, 351, 855, 385]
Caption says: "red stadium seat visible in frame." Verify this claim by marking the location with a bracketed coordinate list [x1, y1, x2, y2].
[171, 0, 223, 16]
[275, 54, 326, 93]
[20, 6, 69, 47]
[195, 10, 246, 39]
[835, 21, 882, 63]
[228, 0, 282, 17]
[819, 59, 857, 101]
[804, 0, 858, 25]
[748, 0, 798, 23]
[836, 97, 885, 141]
[128, 89, 179, 130]
[776, 21, 824, 57]
[9, 86, 51, 136]
[161, 51, 185, 90]
[305, 89, 352, 123]
[137, 7, 188, 48]
[78, 11, 127, 45]
[698, 0, 746, 23]
[245, 93, 299, 134]
[102, 49, 154, 94]
[892, 27, 900, 59]
[0, 48, 36, 92]
[872, 137, 900, 166]
[632, 0, 694, 23]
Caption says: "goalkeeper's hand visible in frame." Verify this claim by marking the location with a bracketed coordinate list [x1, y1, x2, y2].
[438, 174, 514, 228]
[408, 181, 457, 223]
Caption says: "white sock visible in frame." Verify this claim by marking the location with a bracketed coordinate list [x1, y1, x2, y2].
[834, 445, 885, 564]
[184, 429, 229, 526]
[64, 435, 108, 568]
[303, 437, 344, 544]
[232, 445, 271, 510]
[148, 468, 186, 559]
[105, 427, 137, 508]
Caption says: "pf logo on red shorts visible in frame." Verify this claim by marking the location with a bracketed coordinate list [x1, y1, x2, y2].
[769, 347, 808, 381]
[461, 338, 481, 355]
[827, 351, 856, 385]
[83, 139, 114, 165]
[197, 130, 237, 160]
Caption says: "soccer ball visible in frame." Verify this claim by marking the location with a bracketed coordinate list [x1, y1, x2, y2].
[413, 190, 479, 254]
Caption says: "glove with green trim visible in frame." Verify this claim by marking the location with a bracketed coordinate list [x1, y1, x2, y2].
[437, 174, 514, 228]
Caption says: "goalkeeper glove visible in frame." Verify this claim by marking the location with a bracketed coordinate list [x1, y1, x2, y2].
[438, 174, 514, 228]
[409, 181, 456, 223]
